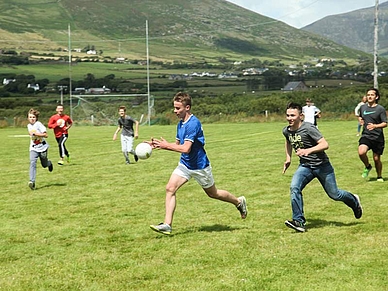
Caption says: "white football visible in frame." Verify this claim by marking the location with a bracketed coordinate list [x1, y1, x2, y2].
[135, 143, 152, 160]
[57, 119, 65, 128]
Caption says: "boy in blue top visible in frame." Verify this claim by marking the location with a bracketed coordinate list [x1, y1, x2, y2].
[149, 92, 247, 235]
[283, 102, 362, 232]
[358, 88, 387, 181]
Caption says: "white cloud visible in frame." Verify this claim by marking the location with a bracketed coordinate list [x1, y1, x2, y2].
[226, 0, 384, 28]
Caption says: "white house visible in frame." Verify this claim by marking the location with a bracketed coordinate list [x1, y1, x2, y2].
[27, 84, 40, 91]
[3, 78, 15, 85]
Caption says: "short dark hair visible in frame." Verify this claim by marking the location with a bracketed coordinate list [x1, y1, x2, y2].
[286, 102, 302, 114]
[367, 87, 380, 103]
[118, 105, 126, 112]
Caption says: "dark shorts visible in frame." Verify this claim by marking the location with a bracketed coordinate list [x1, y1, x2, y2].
[359, 137, 385, 155]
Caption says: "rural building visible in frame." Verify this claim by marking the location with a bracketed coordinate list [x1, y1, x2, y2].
[282, 81, 308, 92]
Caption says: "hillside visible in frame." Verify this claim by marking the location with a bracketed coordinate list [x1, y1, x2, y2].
[302, 1, 388, 56]
[0, 0, 368, 63]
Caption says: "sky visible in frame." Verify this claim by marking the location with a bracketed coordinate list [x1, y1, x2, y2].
[226, 0, 387, 29]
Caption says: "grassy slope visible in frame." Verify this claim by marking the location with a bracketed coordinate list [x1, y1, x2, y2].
[0, 121, 387, 290]
[0, 0, 369, 63]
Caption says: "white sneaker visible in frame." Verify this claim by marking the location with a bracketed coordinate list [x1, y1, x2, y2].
[237, 196, 248, 219]
[150, 223, 172, 235]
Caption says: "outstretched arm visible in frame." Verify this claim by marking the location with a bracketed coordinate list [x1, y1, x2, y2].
[283, 140, 292, 174]
[152, 137, 192, 154]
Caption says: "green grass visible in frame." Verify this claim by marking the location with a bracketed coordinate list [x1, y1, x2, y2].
[1, 121, 387, 290]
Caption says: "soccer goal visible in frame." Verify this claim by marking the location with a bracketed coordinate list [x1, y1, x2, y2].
[70, 94, 154, 126]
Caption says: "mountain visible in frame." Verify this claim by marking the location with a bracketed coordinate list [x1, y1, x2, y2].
[0, 0, 369, 63]
[302, 1, 388, 57]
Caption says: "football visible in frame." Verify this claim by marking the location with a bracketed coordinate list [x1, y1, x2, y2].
[57, 119, 65, 128]
[135, 142, 152, 160]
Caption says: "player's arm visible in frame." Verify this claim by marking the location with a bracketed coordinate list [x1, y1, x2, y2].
[367, 121, 387, 130]
[47, 117, 57, 129]
[283, 140, 292, 174]
[113, 125, 122, 140]
[65, 116, 73, 131]
[31, 130, 48, 138]
[134, 120, 139, 139]
[296, 137, 328, 157]
[153, 137, 192, 154]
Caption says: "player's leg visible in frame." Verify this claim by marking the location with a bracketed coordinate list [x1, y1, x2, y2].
[150, 171, 187, 235]
[289, 165, 314, 223]
[120, 135, 130, 163]
[316, 162, 362, 218]
[127, 136, 138, 162]
[29, 151, 39, 189]
[358, 140, 373, 178]
[59, 134, 69, 159]
[164, 173, 188, 226]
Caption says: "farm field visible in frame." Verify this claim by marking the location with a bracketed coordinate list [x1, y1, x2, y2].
[0, 121, 387, 290]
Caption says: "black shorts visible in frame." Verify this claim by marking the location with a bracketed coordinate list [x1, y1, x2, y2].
[359, 137, 385, 155]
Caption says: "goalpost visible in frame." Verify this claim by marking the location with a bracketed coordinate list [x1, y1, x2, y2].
[70, 94, 154, 126]
[67, 20, 153, 126]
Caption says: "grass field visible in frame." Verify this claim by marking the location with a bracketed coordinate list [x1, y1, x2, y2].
[1, 121, 387, 290]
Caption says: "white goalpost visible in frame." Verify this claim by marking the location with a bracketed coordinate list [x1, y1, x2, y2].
[67, 20, 153, 126]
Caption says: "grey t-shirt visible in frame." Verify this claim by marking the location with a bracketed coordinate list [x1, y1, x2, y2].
[359, 104, 387, 141]
[118, 115, 136, 137]
[283, 121, 329, 167]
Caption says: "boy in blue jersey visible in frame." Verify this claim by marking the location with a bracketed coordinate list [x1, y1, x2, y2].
[149, 92, 247, 235]
[358, 88, 387, 181]
[283, 102, 362, 232]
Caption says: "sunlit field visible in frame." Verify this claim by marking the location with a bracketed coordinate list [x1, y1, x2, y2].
[0, 120, 387, 290]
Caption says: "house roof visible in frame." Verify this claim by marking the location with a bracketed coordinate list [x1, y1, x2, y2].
[283, 81, 307, 91]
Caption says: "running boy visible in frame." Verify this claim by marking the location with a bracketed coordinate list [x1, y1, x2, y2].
[113, 106, 139, 164]
[149, 92, 247, 235]
[358, 88, 387, 181]
[282, 102, 362, 232]
[27, 108, 54, 190]
[48, 104, 73, 165]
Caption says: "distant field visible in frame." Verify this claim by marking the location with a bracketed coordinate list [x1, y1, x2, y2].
[0, 121, 387, 290]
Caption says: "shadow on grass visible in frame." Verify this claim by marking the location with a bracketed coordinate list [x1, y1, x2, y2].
[198, 224, 240, 232]
[150, 224, 243, 238]
[307, 218, 363, 229]
[37, 183, 67, 190]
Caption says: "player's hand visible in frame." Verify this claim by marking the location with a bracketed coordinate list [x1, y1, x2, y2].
[367, 123, 376, 130]
[296, 148, 309, 157]
[283, 161, 291, 174]
[144, 138, 157, 149]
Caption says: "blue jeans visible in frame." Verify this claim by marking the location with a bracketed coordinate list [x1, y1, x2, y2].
[290, 162, 359, 223]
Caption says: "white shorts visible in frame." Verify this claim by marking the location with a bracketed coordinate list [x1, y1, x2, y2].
[121, 135, 134, 153]
[173, 163, 215, 189]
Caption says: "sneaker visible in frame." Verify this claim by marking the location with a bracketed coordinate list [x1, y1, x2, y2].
[353, 194, 363, 219]
[361, 165, 372, 178]
[236, 196, 248, 219]
[48, 161, 53, 172]
[377, 177, 384, 182]
[134, 154, 139, 162]
[58, 160, 64, 166]
[150, 223, 172, 235]
[28, 181, 35, 190]
[66, 155, 70, 163]
[285, 220, 306, 232]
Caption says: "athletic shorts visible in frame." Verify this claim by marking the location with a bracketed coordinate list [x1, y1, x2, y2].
[173, 163, 215, 189]
[359, 136, 385, 155]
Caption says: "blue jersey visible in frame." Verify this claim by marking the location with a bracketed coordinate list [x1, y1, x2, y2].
[176, 115, 209, 170]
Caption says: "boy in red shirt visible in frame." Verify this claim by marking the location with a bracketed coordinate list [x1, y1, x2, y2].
[48, 104, 73, 165]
